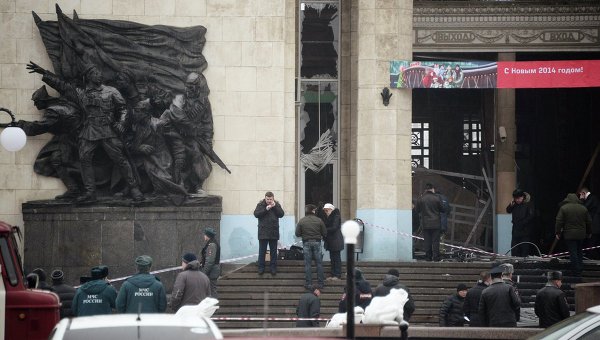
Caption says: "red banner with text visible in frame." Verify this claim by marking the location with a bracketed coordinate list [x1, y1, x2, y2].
[497, 60, 600, 88]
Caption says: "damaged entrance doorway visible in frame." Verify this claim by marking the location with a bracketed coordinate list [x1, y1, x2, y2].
[412, 87, 496, 257]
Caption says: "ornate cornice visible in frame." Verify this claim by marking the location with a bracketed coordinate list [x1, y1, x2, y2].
[413, 1, 600, 52]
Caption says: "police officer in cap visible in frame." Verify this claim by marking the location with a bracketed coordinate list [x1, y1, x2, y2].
[535, 271, 570, 328]
[200, 227, 221, 298]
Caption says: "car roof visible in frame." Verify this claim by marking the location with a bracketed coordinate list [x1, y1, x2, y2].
[588, 305, 600, 314]
[68, 314, 213, 329]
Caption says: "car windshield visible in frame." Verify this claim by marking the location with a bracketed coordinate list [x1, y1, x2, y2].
[529, 312, 597, 340]
[63, 326, 216, 340]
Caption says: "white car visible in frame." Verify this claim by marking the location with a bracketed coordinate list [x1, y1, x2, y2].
[529, 305, 600, 340]
[49, 313, 223, 340]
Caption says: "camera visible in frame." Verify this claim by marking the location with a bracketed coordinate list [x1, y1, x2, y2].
[498, 126, 507, 143]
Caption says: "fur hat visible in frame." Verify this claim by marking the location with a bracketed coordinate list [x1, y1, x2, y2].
[324, 203, 335, 210]
[182, 253, 197, 263]
[204, 227, 216, 238]
[512, 189, 525, 198]
[90, 265, 109, 280]
[51, 269, 64, 281]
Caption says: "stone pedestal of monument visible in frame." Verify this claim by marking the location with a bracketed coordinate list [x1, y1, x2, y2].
[22, 196, 222, 293]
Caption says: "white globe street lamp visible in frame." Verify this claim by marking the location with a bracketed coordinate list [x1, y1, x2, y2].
[341, 219, 360, 339]
[0, 108, 26, 152]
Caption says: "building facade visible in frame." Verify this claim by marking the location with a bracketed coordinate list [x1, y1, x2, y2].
[0, 0, 598, 262]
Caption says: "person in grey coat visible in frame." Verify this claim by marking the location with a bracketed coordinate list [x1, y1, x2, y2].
[478, 266, 521, 327]
[416, 183, 447, 261]
[296, 285, 321, 327]
[254, 191, 285, 275]
[200, 227, 221, 298]
[171, 253, 211, 312]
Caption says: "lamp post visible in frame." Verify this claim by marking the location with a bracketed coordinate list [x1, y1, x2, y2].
[0, 108, 26, 152]
[341, 219, 360, 340]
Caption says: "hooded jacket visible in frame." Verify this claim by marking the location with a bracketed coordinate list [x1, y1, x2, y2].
[170, 260, 211, 311]
[72, 279, 117, 316]
[506, 192, 535, 238]
[556, 193, 592, 240]
[372, 274, 415, 321]
[116, 273, 167, 313]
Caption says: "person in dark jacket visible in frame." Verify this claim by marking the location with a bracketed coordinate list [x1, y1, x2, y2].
[31, 268, 53, 291]
[72, 265, 117, 316]
[535, 271, 570, 328]
[116, 255, 167, 313]
[500, 263, 521, 322]
[171, 253, 211, 312]
[50, 269, 76, 318]
[478, 266, 521, 327]
[440, 283, 468, 327]
[254, 191, 285, 275]
[373, 269, 416, 321]
[338, 269, 373, 312]
[579, 187, 600, 259]
[555, 193, 592, 277]
[321, 203, 344, 280]
[296, 285, 321, 327]
[200, 227, 221, 298]
[506, 189, 535, 257]
[296, 204, 327, 289]
[463, 271, 491, 326]
[416, 183, 447, 261]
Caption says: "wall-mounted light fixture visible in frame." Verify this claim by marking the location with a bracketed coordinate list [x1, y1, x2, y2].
[381, 87, 392, 106]
[0, 108, 27, 152]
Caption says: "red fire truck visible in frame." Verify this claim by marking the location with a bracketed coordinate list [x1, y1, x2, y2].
[0, 221, 60, 339]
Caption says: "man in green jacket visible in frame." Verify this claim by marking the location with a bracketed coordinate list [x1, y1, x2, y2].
[295, 204, 327, 290]
[72, 265, 117, 316]
[116, 255, 167, 313]
[555, 193, 592, 277]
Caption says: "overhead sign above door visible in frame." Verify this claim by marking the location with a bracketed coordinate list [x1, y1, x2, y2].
[390, 60, 600, 89]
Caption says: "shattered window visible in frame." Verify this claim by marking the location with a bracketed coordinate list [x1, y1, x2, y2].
[300, 2, 339, 79]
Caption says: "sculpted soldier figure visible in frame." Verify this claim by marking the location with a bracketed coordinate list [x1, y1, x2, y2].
[27, 61, 143, 203]
[159, 72, 229, 195]
[13, 86, 82, 199]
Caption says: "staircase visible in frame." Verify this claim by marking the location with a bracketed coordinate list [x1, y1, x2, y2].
[213, 259, 600, 329]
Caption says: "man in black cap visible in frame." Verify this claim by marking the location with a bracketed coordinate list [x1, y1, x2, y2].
[439, 283, 468, 327]
[31, 268, 53, 291]
[27, 61, 143, 203]
[171, 252, 211, 312]
[72, 265, 117, 316]
[10, 86, 82, 199]
[296, 284, 321, 327]
[50, 269, 76, 318]
[478, 266, 521, 327]
[506, 189, 535, 257]
[535, 271, 570, 328]
[200, 227, 221, 298]
[372, 268, 416, 322]
[116, 255, 167, 313]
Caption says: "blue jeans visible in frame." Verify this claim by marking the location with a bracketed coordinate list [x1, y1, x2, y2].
[565, 239, 583, 276]
[303, 241, 325, 287]
[258, 239, 278, 272]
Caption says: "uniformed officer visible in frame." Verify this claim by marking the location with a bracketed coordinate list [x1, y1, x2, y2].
[200, 227, 221, 298]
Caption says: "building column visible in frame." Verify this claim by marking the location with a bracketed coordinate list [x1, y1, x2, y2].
[495, 52, 517, 255]
[353, 0, 413, 260]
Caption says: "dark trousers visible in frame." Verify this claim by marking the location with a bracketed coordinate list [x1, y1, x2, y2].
[423, 228, 441, 261]
[329, 250, 342, 278]
[565, 239, 584, 276]
[258, 239, 278, 272]
[79, 138, 137, 194]
[511, 235, 531, 257]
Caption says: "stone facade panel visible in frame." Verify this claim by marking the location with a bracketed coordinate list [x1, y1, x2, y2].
[226, 66, 256, 92]
[222, 17, 255, 41]
[205, 42, 242, 66]
[175, 0, 206, 17]
[226, 165, 257, 191]
[242, 42, 273, 67]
